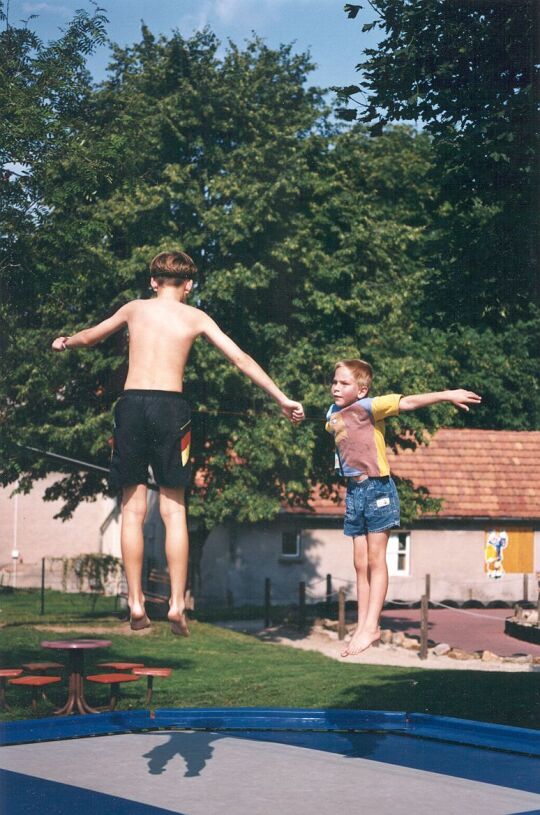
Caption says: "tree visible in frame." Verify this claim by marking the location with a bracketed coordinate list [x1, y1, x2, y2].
[340, 0, 539, 328]
[0, 1, 107, 309]
[0, 2, 108, 503]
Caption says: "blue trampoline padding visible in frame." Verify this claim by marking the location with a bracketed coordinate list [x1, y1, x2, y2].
[407, 713, 540, 756]
[0, 709, 152, 746]
[0, 768, 183, 815]
[1, 708, 539, 757]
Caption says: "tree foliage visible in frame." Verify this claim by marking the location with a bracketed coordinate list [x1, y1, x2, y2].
[340, 0, 539, 327]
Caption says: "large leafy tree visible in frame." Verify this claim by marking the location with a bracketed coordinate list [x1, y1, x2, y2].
[341, 0, 538, 325]
[0, 1, 107, 313]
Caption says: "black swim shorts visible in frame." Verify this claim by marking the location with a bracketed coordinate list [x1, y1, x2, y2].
[108, 390, 192, 492]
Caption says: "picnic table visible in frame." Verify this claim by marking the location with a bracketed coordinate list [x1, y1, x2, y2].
[41, 638, 111, 715]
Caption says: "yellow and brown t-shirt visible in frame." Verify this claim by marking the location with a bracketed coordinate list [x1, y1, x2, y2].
[325, 394, 402, 477]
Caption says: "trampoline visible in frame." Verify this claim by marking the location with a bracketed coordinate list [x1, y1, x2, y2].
[1, 708, 539, 815]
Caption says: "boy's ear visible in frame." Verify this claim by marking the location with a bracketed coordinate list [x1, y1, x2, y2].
[357, 385, 369, 399]
[184, 279, 194, 296]
[150, 276, 159, 292]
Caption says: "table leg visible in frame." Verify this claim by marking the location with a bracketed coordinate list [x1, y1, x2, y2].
[53, 662, 77, 716]
[0, 678, 8, 710]
[53, 652, 101, 715]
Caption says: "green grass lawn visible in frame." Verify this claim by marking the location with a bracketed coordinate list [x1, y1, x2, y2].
[0, 590, 538, 729]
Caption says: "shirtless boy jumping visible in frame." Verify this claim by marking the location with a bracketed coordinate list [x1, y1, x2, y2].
[52, 251, 304, 635]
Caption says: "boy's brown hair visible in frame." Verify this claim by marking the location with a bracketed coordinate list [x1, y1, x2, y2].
[334, 358, 373, 391]
[150, 251, 197, 286]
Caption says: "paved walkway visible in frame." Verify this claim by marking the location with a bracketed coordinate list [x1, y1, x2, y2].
[380, 608, 540, 657]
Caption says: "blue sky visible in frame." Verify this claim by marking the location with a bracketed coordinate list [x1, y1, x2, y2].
[8, 0, 381, 92]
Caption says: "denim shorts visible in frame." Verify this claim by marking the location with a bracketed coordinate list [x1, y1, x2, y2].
[343, 476, 400, 537]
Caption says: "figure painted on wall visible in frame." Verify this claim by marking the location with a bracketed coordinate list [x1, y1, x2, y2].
[484, 530, 509, 579]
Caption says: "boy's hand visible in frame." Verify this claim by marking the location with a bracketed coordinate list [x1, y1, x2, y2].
[280, 399, 305, 424]
[52, 336, 69, 351]
[447, 389, 482, 411]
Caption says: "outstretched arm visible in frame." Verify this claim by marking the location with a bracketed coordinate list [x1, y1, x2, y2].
[52, 304, 131, 351]
[399, 389, 482, 412]
[201, 315, 304, 423]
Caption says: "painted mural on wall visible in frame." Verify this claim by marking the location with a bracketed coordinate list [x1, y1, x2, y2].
[484, 530, 509, 579]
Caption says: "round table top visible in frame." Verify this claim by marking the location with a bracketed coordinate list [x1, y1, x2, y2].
[41, 639, 112, 650]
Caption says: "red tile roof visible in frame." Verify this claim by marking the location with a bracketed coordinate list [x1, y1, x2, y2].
[305, 429, 540, 520]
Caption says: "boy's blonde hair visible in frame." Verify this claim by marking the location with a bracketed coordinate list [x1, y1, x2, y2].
[150, 251, 197, 286]
[334, 358, 373, 391]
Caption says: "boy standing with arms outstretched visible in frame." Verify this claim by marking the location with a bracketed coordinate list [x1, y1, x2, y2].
[52, 251, 304, 634]
[326, 359, 480, 656]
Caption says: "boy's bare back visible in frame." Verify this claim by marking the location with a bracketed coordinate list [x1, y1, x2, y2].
[123, 299, 210, 391]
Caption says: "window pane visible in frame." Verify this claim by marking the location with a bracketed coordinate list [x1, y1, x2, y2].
[282, 532, 299, 557]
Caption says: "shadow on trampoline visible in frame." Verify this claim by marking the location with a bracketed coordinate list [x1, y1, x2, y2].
[140, 726, 386, 778]
[142, 731, 227, 777]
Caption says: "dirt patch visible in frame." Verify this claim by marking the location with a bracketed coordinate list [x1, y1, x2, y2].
[32, 623, 153, 636]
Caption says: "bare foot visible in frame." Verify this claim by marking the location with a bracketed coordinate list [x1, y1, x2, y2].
[168, 610, 190, 637]
[341, 627, 380, 657]
[129, 600, 150, 630]
[130, 613, 151, 631]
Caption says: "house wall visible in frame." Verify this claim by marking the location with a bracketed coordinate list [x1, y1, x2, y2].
[200, 525, 354, 608]
[0, 475, 119, 590]
[199, 522, 540, 606]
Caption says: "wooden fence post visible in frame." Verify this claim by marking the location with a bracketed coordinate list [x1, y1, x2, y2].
[420, 594, 429, 660]
[338, 587, 346, 641]
[523, 573, 528, 603]
[40, 557, 46, 616]
[298, 581, 306, 628]
[264, 578, 271, 628]
[425, 573, 431, 602]
[326, 574, 332, 618]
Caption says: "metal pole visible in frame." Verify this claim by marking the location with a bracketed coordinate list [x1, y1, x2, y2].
[264, 578, 271, 628]
[420, 594, 429, 660]
[338, 588, 346, 641]
[40, 558, 46, 615]
[298, 581, 306, 629]
[523, 573, 528, 603]
[12, 493, 19, 590]
[326, 574, 332, 618]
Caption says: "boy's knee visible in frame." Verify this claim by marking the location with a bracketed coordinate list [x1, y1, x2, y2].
[367, 549, 386, 570]
[353, 553, 368, 573]
[123, 503, 147, 521]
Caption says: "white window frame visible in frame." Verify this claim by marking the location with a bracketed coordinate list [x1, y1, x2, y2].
[386, 532, 410, 576]
[281, 530, 301, 560]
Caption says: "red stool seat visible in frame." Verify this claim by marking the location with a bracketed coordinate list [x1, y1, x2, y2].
[10, 676, 62, 687]
[132, 667, 172, 678]
[9, 675, 62, 713]
[131, 667, 172, 707]
[21, 662, 63, 672]
[86, 673, 141, 711]
[97, 662, 145, 671]
[0, 669, 23, 710]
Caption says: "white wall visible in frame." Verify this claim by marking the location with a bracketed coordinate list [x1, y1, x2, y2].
[200, 523, 539, 606]
[0, 474, 119, 589]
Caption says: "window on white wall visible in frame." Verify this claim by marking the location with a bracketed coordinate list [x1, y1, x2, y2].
[281, 531, 301, 559]
[387, 532, 410, 576]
